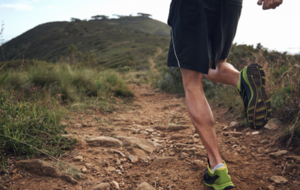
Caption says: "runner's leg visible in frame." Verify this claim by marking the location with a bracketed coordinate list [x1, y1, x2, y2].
[204, 59, 240, 88]
[180, 68, 222, 169]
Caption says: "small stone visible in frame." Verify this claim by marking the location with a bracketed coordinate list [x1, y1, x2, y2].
[260, 139, 269, 144]
[136, 182, 155, 190]
[105, 166, 116, 172]
[81, 166, 87, 173]
[92, 183, 111, 190]
[268, 185, 275, 190]
[230, 132, 243, 137]
[269, 150, 288, 158]
[222, 126, 228, 131]
[264, 118, 282, 130]
[229, 121, 239, 129]
[252, 131, 259, 135]
[269, 176, 288, 184]
[194, 134, 199, 138]
[11, 169, 18, 174]
[76, 173, 88, 180]
[128, 155, 139, 163]
[111, 181, 120, 189]
[74, 156, 84, 162]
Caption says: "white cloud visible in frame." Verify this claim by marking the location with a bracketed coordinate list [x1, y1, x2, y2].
[0, 3, 34, 11]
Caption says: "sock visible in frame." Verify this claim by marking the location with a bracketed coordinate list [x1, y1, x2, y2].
[211, 163, 225, 173]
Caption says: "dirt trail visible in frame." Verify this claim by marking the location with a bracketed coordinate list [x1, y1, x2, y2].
[4, 84, 300, 190]
[149, 47, 163, 72]
[3, 55, 299, 190]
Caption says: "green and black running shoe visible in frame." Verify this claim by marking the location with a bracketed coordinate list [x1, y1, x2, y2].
[203, 161, 234, 190]
[238, 63, 271, 129]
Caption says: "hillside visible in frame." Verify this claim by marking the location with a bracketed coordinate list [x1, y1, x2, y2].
[1, 17, 170, 70]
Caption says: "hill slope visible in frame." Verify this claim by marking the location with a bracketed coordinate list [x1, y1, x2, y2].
[1, 17, 170, 70]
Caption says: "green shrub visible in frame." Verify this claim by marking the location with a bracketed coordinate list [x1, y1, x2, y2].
[0, 91, 76, 158]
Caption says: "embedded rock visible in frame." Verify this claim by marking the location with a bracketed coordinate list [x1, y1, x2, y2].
[92, 183, 111, 190]
[229, 121, 239, 129]
[16, 159, 43, 175]
[150, 157, 178, 168]
[120, 137, 156, 154]
[136, 182, 156, 190]
[128, 155, 139, 163]
[86, 137, 123, 147]
[264, 118, 283, 130]
[168, 125, 190, 132]
[40, 162, 62, 177]
[269, 176, 288, 184]
[61, 174, 78, 185]
[269, 150, 288, 158]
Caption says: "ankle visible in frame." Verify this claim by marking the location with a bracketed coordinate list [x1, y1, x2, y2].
[209, 158, 223, 169]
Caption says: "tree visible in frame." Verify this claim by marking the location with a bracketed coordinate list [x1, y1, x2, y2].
[91, 15, 109, 20]
[113, 14, 127, 18]
[68, 44, 82, 64]
[70, 17, 81, 22]
[137, 13, 152, 18]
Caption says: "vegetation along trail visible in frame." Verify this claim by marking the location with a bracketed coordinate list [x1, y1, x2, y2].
[2, 82, 299, 190]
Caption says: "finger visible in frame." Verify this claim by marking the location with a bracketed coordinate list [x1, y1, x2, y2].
[257, 0, 263, 5]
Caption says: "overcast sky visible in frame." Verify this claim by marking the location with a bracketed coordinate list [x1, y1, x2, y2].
[0, 0, 300, 54]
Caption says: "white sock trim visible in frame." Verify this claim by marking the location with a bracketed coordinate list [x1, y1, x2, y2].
[211, 163, 225, 173]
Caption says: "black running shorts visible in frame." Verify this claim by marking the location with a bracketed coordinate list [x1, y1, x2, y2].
[167, 0, 243, 74]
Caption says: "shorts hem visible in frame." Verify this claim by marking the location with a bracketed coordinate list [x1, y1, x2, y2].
[167, 64, 209, 74]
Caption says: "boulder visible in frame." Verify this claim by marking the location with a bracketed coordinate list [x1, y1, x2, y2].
[86, 137, 123, 147]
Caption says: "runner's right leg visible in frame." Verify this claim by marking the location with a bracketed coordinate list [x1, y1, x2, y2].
[180, 67, 222, 169]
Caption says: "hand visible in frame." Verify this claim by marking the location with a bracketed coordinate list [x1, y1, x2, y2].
[257, 0, 283, 10]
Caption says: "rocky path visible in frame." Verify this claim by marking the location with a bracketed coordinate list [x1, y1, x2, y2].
[2, 84, 300, 190]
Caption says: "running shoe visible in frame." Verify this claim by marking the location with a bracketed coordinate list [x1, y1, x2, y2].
[203, 160, 234, 190]
[238, 63, 271, 129]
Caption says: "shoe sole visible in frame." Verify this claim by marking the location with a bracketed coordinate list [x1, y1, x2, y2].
[204, 181, 235, 190]
[246, 63, 271, 129]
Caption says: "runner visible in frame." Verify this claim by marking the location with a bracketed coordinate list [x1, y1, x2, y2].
[167, 0, 283, 189]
